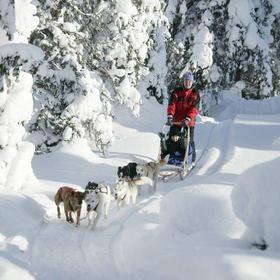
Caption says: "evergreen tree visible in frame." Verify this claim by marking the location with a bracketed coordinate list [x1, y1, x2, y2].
[0, 0, 43, 188]
[30, 0, 114, 154]
[30, 0, 168, 153]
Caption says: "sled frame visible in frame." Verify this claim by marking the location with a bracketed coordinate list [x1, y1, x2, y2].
[158, 124, 191, 182]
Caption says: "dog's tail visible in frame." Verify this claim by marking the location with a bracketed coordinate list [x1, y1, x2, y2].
[54, 187, 62, 205]
[54, 188, 63, 219]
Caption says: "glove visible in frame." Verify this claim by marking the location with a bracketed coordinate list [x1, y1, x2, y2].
[183, 117, 191, 127]
[166, 115, 173, 126]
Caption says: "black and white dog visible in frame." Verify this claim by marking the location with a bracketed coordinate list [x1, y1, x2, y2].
[117, 161, 162, 193]
[84, 181, 112, 229]
[117, 162, 138, 180]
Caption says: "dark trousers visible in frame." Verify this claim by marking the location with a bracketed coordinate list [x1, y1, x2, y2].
[189, 126, 196, 162]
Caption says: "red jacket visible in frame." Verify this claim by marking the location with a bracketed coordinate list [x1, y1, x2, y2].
[167, 87, 200, 127]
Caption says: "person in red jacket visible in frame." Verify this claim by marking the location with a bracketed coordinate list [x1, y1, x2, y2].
[166, 72, 200, 167]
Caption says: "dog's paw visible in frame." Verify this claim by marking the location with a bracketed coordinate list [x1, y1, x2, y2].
[67, 218, 74, 224]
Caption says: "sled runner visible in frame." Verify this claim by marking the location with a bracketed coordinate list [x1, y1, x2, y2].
[158, 122, 194, 182]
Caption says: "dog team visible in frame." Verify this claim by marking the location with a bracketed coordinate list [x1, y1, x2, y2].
[54, 160, 163, 229]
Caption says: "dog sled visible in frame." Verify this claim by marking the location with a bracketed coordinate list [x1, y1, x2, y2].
[158, 122, 194, 182]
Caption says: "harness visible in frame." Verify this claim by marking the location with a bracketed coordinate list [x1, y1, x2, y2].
[95, 185, 109, 194]
[138, 165, 149, 177]
[120, 193, 127, 201]
[93, 202, 99, 212]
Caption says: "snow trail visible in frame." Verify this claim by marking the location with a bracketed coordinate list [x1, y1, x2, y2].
[2, 94, 280, 279]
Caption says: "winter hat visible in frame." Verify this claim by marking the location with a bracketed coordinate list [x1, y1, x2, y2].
[183, 72, 194, 82]
[169, 125, 181, 136]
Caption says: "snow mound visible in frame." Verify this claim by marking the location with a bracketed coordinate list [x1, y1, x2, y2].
[231, 157, 280, 250]
[210, 91, 280, 121]
[0, 257, 35, 280]
[160, 185, 242, 237]
[0, 193, 45, 232]
[5, 142, 35, 190]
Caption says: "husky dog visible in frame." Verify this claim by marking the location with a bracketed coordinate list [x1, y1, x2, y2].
[117, 162, 138, 180]
[84, 181, 112, 230]
[117, 161, 163, 193]
[135, 161, 162, 192]
[113, 178, 138, 208]
[54, 186, 85, 226]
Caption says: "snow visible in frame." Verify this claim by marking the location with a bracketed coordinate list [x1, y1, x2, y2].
[1, 88, 280, 279]
[244, 22, 262, 49]
[14, 0, 39, 43]
[270, 0, 280, 14]
[118, 76, 142, 117]
[231, 141, 280, 249]
[0, 71, 35, 190]
[116, 0, 138, 16]
[189, 25, 213, 69]
[228, 0, 252, 26]
[1, 1, 280, 278]
[0, 43, 44, 68]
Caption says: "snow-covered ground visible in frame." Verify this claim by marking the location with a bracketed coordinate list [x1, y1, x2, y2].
[1, 93, 280, 279]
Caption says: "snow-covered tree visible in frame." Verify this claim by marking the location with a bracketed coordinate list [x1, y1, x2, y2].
[2, 0, 280, 159]
[165, 0, 280, 114]
[0, 0, 15, 42]
[0, 0, 42, 189]
[225, 0, 274, 99]
[29, 0, 168, 153]
[270, 9, 280, 96]
[83, 0, 168, 108]
[29, 0, 114, 154]
[165, 0, 218, 115]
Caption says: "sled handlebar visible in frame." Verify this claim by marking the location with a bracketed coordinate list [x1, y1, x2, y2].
[166, 121, 190, 127]
[161, 120, 191, 135]
[170, 121, 184, 126]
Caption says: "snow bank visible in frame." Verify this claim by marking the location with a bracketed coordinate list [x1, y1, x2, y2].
[0, 257, 35, 280]
[5, 142, 35, 190]
[209, 91, 280, 120]
[231, 157, 280, 250]
[160, 185, 243, 237]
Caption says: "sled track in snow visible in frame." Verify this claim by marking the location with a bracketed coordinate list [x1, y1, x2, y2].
[189, 119, 234, 180]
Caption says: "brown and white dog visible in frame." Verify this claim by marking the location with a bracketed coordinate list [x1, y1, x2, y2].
[54, 186, 85, 226]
